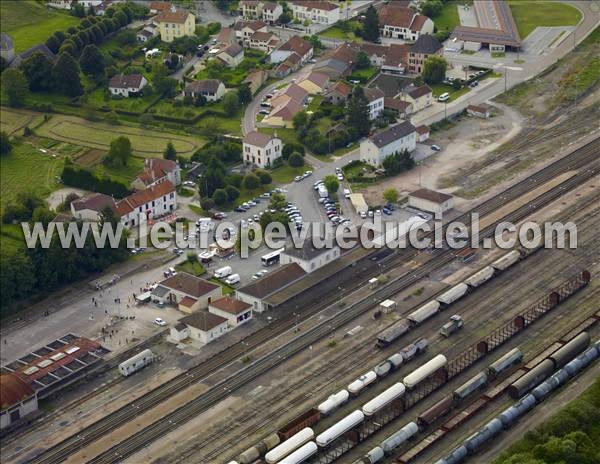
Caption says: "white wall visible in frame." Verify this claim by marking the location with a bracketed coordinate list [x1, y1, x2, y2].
[360, 132, 417, 167]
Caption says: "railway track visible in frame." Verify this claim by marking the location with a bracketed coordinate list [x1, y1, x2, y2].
[29, 138, 599, 464]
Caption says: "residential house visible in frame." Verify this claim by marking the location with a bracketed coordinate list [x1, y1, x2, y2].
[236, 263, 307, 312]
[155, 6, 195, 43]
[264, 98, 303, 127]
[152, 272, 222, 313]
[324, 81, 352, 105]
[47, 0, 73, 9]
[408, 34, 442, 74]
[175, 311, 228, 343]
[185, 162, 205, 182]
[273, 52, 302, 77]
[402, 84, 433, 112]
[238, 1, 282, 22]
[297, 72, 329, 94]
[108, 74, 147, 97]
[115, 181, 177, 228]
[137, 24, 159, 43]
[9, 43, 55, 68]
[0, 33, 15, 64]
[379, 4, 433, 41]
[248, 31, 279, 53]
[270, 83, 309, 108]
[313, 42, 357, 78]
[217, 43, 244, 67]
[242, 131, 283, 168]
[381, 44, 409, 75]
[415, 125, 430, 142]
[408, 188, 454, 214]
[235, 20, 268, 43]
[243, 69, 269, 94]
[262, 2, 283, 22]
[132, 158, 181, 191]
[70, 193, 115, 222]
[384, 97, 413, 117]
[467, 103, 492, 119]
[290, 1, 340, 25]
[270, 36, 313, 65]
[208, 297, 253, 328]
[364, 87, 385, 120]
[359, 43, 389, 67]
[216, 27, 236, 48]
[184, 79, 226, 102]
[360, 121, 417, 167]
[280, 241, 341, 273]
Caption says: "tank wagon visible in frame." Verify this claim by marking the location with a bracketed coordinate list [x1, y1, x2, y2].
[265, 428, 314, 464]
[348, 371, 377, 395]
[280, 441, 317, 463]
[318, 390, 349, 415]
[316, 410, 364, 447]
[374, 354, 403, 377]
[237, 433, 280, 464]
[118, 349, 155, 377]
[403, 355, 447, 389]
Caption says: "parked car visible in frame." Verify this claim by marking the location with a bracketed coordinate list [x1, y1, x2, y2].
[382, 208, 392, 215]
[294, 175, 303, 182]
[431, 144, 441, 151]
[234, 207, 245, 213]
[154, 318, 167, 326]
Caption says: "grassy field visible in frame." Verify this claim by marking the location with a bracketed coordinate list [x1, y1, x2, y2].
[318, 20, 363, 42]
[347, 66, 378, 83]
[35, 114, 205, 157]
[433, 0, 461, 33]
[508, 1, 582, 38]
[0, 140, 62, 209]
[0, 108, 45, 135]
[176, 260, 206, 277]
[1, 0, 80, 52]
[429, 83, 471, 102]
[270, 162, 312, 184]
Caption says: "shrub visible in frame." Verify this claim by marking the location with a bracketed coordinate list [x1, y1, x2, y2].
[288, 152, 304, 167]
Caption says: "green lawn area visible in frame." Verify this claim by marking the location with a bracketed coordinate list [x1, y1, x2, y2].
[429, 83, 471, 102]
[176, 260, 206, 277]
[0, 224, 25, 255]
[347, 66, 378, 83]
[307, 95, 323, 112]
[0, 140, 62, 210]
[318, 21, 363, 42]
[87, 88, 157, 114]
[270, 161, 312, 184]
[432, 0, 461, 33]
[210, 277, 235, 295]
[196, 51, 269, 88]
[0, 107, 45, 135]
[508, 0, 582, 39]
[259, 127, 299, 146]
[0, 0, 80, 52]
[93, 155, 145, 184]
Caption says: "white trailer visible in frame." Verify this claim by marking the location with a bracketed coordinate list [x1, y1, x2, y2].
[316, 411, 365, 447]
[279, 441, 317, 463]
[362, 383, 406, 416]
[436, 283, 469, 306]
[265, 428, 314, 464]
[464, 266, 495, 288]
[491, 250, 521, 271]
[214, 266, 232, 278]
[403, 354, 447, 389]
[118, 349, 155, 377]
[318, 390, 349, 415]
[348, 371, 377, 395]
[407, 301, 440, 324]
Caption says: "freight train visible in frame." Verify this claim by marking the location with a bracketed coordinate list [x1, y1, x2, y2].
[376, 249, 533, 348]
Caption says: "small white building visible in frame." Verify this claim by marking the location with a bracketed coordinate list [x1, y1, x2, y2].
[379, 4, 433, 41]
[115, 181, 177, 228]
[151, 272, 222, 314]
[176, 311, 229, 344]
[408, 188, 454, 214]
[236, 263, 306, 312]
[467, 103, 492, 119]
[70, 193, 116, 222]
[108, 74, 148, 97]
[242, 131, 283, 168]
[208, 296, 253, 328]
[290, 1, 340, 25]
[248, 31, 279, 53]
[280, 241, 341, 273]
[183, 79, 226, 102]
[360, 121, 417, 168]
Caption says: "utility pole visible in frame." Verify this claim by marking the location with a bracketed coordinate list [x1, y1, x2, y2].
[504, 66, 507, 93]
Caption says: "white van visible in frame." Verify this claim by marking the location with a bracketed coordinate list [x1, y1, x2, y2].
[224, 274, 240, 285]
[214, 266, 232, 279]
[438, 93, 450, 102]
[343, 188, 351, 199]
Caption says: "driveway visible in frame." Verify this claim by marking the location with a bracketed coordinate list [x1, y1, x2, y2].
[170, 55, 202, 82]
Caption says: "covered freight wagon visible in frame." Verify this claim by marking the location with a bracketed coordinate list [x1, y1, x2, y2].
[436, 283, 468, 306]
[463, 266, 495, 288]
[403, 354, 447, 389]
[507, 359, 554, 399]
[376, 320, 410, 347]
[362, 383, 406, 416]
[490, 250, 521, 271]
[453, 372, 488, 401]
[417, 395, 454, 427]
[487, 348, 523, 377]
[118, 349, 155, 377]
[407, 301, 440, 325]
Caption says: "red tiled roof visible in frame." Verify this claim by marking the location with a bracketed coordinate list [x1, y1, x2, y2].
[149, 1, 172, 12]
[179, 296, 198, 307]
[384, 97, 412, 112]
[1, 373, 35, 410]
[292, 0, 338, 11]
[278, 35, 312, 57]
[180, 310, 227, 331]
[416, 125, 430, 134]
[210, 296, 251, 314]
[71, 193, 115, 212]
[410, 14, 429, 32]
[155, 9, 191, 24]
[379, 4, 415, 29]
[160, 272, 220, 298]
[328, 81, 352, 97]
[115, 180, 175, 216]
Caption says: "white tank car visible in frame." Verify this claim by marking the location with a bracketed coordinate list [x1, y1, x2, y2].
[348, 371, 377, 395]
[265, 428, 314, 464]
[463, 266, 495, 288]
[403, 354, 447, 389]
[362, 383, 406, 416]
[279, 441, 317, 463]
[316, 410, 365, 447]
[318, 389, 349, 415]
[436, 283, 469, 306]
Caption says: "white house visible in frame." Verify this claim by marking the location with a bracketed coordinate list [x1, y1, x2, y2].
[280, 241, 341, 273]
[70, 193, 116, 221]
[132, 158, 181, 190]
[360, 121, 417, 167]
[108, 74, 147, 97]
[379, 4, 433, 41]
[151, 273, 222, 314]
[364, 87, 385, 120]
[403, 84, 433, 112]
[262, 2, 283, 22]
[184, 79, 226, 102]
[238, 1, 282, 22]
[248, 31, 279, 53]
[408, 188, 454, 214]
[177, 311, 229, 344]
[217, 43, 244, 68]
[115, 181, 177, 228]
[242, 131, 283, 168]
[290, 1, 340, 25]
[270, 35, 313, 65]
[208, 296, 253, 328]
[236, 263, 306, 312]
[236, 20, 268, 43]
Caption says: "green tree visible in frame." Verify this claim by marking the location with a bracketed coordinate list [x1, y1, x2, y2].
[421, 0, 443, 17]
[52, 53, 83, 96]
[20, 52, 53, 91]
[1, 69, 28, 107]
[225, 185, 240, 201]
[346, 86, 370, 137]
[0, 132, 12, 155]
[164, 142, 177, 160]
[383, 188, 399, 204]
[212, 188, 228, 205]
[269, 193, 287, 211]
[237, 84, 252, 105]
[200, 197, 215, 211]
[323, 175, 339, 194]
[355, 51, 371, 69]
[362, 5, 380, 42]
[105, 136, 132, 167]
[200, 156, 226, 197]
[288, 152, 304, 167]
[243, 172, 260, 190]
[79, 44, 105, 77]
[422, 55, 447, 85]
[223, 91, 240, 116]
[255, 169, 272, 185]
[293, 110, 309, 130]
[72, 3, 86, 17]
[282, 143, 305, 159]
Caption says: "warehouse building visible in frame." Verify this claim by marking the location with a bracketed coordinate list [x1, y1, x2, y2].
[0, 373, 38, 430]
[236, 263, 307, 312]
[408, 188, 454, 214]
[152, 273, 222, 313]
[280, 241, 341, 273]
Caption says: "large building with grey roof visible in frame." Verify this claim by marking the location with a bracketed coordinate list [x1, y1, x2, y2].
[281, 240, 341, 273]
[360, 121, 417, 167]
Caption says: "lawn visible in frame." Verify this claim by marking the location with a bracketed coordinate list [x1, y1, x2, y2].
[87, 88, 157, 114]
[0, 0, 80, 52]
[0, 140, 62, 210]
[347, 66, 378, 83]
[508, 1, 582, 39]
[429, 83, 471, 102]
[93, 155, 145, 184]
[259, 127, 299, 147]
[176, 260, 206, 277]
[35, 114, 205, 157]
[318, 20, 363, 42]
[432, 0, 461, 33]
[0, 107, 44, 135]
[270, 162, 313, 184]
